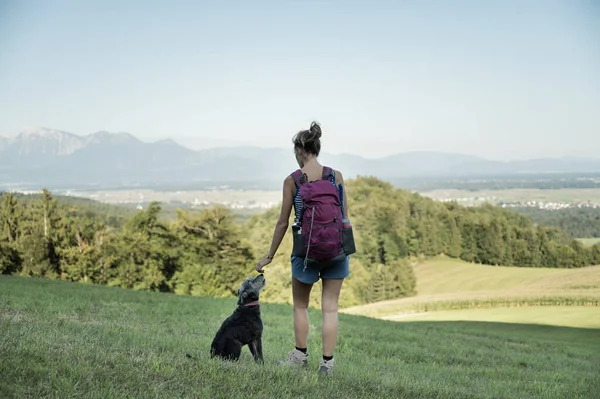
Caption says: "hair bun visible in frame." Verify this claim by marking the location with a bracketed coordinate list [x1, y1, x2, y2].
[292, 122, 322, 156]
[309, 121, 322, 139]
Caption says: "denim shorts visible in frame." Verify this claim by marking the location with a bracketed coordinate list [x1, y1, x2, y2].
[291, 255, 350, 284]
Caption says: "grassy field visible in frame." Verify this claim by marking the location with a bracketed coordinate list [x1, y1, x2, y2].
[383, 307, 600, 328]
[342, 257, 600, 322]
[2, 276, 599, 398]
[577, 237, 600, 247]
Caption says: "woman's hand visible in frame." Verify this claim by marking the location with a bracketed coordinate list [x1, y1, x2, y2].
[255, 256, 272, 274]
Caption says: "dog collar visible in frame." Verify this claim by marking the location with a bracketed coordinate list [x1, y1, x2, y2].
[244, 301, 260, 307]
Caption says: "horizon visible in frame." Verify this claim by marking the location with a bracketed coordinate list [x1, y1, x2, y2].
[3, 125, 600, 163]
[1, 1, 599, 161]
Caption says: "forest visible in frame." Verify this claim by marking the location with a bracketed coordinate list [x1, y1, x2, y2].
[513, 206, 600, 239]
[2, 176, 600, 308]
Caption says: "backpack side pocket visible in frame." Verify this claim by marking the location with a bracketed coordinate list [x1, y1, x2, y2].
[341, 219, 356, 256]
[291, 224, 307, 257]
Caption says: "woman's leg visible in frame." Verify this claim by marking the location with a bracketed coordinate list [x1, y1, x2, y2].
[280, 257, 319, 366]
[292, 276, 313, 349]
[321, 277, 344, 357]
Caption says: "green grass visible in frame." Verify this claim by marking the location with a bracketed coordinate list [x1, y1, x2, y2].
[411, 256, 570, 296]
[343, 257, 600, 319]
[577, 237, 600, 247]
[384, 306, 600, 329]
[2, 276, 599, 398]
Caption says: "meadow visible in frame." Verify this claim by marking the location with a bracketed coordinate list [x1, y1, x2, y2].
[1, 275, 599, 398]
[2, 182, 600, 398]
[578, 238, 600, 247]
[342, 257, 600, 327]
[383, 307, 600, 328]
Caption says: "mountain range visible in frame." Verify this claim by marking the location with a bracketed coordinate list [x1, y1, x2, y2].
[1, 127, 599, 190]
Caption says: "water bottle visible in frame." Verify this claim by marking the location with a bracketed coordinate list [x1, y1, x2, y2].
[292, 218, 302, 235]
[291, 217, 304, 257]
[342, 218, 351, 229]
[341, 217, 356, 255]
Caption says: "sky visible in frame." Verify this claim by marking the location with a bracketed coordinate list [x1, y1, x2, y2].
[0, 0, 598, 160]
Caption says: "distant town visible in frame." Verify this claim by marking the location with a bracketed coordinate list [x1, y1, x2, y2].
[433, 195, 600, 211]
[6, 185, 600, 214]
[500, 201, 600, 211]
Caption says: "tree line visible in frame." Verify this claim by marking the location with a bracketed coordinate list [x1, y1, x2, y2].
[513, 207, 600, 239]
[2, 176, 599, 308]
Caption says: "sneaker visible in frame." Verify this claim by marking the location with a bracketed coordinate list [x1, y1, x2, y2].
[318, 357, 334, 375]
[278, 349, 308, 367]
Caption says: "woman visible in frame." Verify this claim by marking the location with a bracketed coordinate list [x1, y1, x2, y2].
[255, 121, 350, 375]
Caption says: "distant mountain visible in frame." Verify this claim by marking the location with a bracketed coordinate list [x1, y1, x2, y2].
[1, 127, 599, 189]
[0, 127, 87, 167]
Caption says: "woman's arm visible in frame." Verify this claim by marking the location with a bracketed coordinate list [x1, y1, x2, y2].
[267, 176, 294, 257]
[256, 176, 295, 272]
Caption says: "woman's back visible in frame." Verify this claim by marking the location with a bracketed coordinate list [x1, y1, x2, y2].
[255, 121, 351, 375]
[300, 163, 326, 183]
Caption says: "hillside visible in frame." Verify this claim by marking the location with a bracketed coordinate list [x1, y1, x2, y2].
[2, 127, 600, 188]
[1, 276, 599, 398]
[342, 257, 600, 325]
[411, 256, 599, 296]
[4, 177, 600, 313]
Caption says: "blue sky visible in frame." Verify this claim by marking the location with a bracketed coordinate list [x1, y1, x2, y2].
[0, 0, 598, 160]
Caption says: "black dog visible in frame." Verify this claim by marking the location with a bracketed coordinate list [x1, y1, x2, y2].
[210, 274, 266, 363]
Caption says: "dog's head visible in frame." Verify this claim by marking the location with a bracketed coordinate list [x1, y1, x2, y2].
[237, 274, 266, 306]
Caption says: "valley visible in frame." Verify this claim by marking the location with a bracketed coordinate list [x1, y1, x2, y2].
[52, 187, 282, 212]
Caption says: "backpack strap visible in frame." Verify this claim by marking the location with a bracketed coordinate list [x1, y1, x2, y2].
[292, 167, 334, 187]
[291, 169, 305, 188]
[322, 166, 334, 181]
[322, 166, 344, 214]
[338, 181, 345, 218]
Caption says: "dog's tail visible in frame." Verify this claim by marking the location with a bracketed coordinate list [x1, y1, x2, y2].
[185, 353, 196, 360]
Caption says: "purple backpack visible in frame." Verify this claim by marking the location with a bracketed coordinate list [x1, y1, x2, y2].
[291, 166, 349, 267]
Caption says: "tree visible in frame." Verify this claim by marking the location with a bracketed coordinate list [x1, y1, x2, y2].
[171, 206, 254, 297]
[591, 244, 600, 265]
[362, 260, 416, 303]
[0, 193, 20, 244]
[459, 217, 478, 262]
[0, 193, 22, 274]
[557, 245, 578, 268]
[103, 202, 180, 291]
[0, 241, 20, 275]
[60, 227, 109, 284]
[442, 212, 462, 258]
[18, 189, 62, 277]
